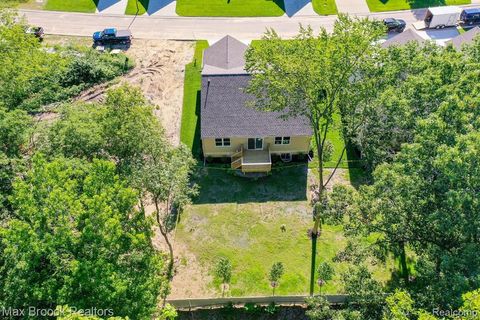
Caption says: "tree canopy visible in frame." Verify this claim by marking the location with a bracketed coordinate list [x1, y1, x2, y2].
[343, 43, 480, 310]
[0, 155, 167, 319]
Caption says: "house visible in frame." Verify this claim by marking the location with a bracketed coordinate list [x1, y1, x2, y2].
[200, 36, 312, 173]
[446, 26, 480, 50]
[381, 29, 427, 48]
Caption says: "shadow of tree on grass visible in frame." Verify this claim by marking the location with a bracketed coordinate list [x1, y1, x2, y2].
[193, 164, 308, 204]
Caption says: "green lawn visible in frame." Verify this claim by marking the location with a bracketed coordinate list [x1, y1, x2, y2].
[312, 0, 337, 15]
[45, 0, 98, 12]
[366, 0, 470, 12]
[125, 0, 149, 15]
[180, 40, 209, 159]
[308, 114, 362, 170]
[176, 0, 285, 17]
[176, 167, 391, 296]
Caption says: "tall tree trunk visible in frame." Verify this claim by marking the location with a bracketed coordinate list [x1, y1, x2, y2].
[154, 200, 175, 280]
[310, 231, 318, 296]
[310, 133, 325, 296]
[399, 241, 409, 283]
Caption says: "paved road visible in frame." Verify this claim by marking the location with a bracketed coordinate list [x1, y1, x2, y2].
[19, 5, 477, 41]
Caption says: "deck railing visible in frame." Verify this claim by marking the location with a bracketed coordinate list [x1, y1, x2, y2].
[231, 145, 243, 169]
[230, 144, 272, 172]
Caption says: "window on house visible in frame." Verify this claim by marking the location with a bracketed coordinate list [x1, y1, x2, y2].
[215, 138, 231, 147]
[275, 137, 290, 145]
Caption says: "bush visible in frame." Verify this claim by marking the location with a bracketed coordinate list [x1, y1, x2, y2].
[159, 304, 178, 320]
[0, 15, 132, 112]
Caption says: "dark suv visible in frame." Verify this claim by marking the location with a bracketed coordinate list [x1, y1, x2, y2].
[383, 18, 406, 33]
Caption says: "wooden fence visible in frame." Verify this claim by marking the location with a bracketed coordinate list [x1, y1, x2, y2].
[167, 295, 348, 310]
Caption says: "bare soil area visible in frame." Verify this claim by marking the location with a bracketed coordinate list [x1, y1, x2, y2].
[76, 39, 195, 145]
[145, 203, 215, 299]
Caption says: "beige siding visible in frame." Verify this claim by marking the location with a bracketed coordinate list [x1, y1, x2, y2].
[202, 137, 245, 157]
[266, 136, 311, 154]
[202, 136, 311, 158]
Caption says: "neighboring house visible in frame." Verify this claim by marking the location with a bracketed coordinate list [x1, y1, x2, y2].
[381, 29, 427, 48]
[446, 26, 480, 50]
[200, 36, 312, 173]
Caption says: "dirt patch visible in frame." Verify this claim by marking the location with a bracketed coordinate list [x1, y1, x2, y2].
[76, 39, 195, 146]
[323, 168, 351, 190]
[144, 202, 214, 299]
[168, 241, 216, 299]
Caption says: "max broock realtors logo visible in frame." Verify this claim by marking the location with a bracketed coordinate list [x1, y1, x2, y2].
[0, 307, 114, 317]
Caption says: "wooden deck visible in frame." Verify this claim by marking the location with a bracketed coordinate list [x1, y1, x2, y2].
[243, 149, 270, 164]
[230, 144, 272, 173]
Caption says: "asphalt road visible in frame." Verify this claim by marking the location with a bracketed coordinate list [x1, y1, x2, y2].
[19, 6, 476, 41]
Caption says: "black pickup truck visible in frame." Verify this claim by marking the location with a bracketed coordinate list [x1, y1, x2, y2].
[92, 28, 132, 46]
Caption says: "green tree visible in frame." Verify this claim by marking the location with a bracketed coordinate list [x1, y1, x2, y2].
[0, 107, 30, 214]
[245, 15, 384, 295]
[316, 262, 335, 294]
[215, 257, 232, 297]
[341, 266, 385, 320]
[459, 289, 480, 320]
[305, 296, 335, 320]
[268, 262, 284, 296]
[133, 139, 197, 286]
[56, 305, 126, 320]
[42, 84, 197, 300]
[347, 97, 480, 309]
[0, 155, 167, 319]
[382, 290, 415, 320]
[44, 85, 166, 176]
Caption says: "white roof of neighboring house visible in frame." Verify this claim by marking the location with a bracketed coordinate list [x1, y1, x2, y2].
[427, 6, 462, 15]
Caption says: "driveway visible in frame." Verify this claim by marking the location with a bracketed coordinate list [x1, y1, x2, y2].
[335, 0, 370, 14]
[96, 0, 128, 14]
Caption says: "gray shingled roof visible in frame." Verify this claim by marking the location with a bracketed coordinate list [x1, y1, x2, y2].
[447, 26, 480, 50]
[381, 29, 426, 48]
[202, 36, 248, 75]
[200, 75, 312, 138]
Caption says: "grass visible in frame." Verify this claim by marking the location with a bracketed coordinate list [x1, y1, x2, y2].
[308, 114, 363, 170]
[366, 0, 470, 12]
[175, 167, 391, 296]
[125, 0, 149, 15]
[180, 40, 209, 159]
[176, 0, 285, 17]
[44, 0, 98, 12]
[312, 0, 338, 15]
[18, 0, 45, 10]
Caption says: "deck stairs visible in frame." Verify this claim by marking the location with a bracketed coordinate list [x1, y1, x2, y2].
[231, 146, 243, 170]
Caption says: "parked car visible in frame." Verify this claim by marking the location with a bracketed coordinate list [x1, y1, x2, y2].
[383, 18, 406, 33]
[92, 28, 132, 46]
[460, 8, 480, 26]
[26, 26, 44, 40]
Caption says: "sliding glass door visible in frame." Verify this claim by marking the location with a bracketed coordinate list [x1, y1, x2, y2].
[247, 138, 263, 150]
